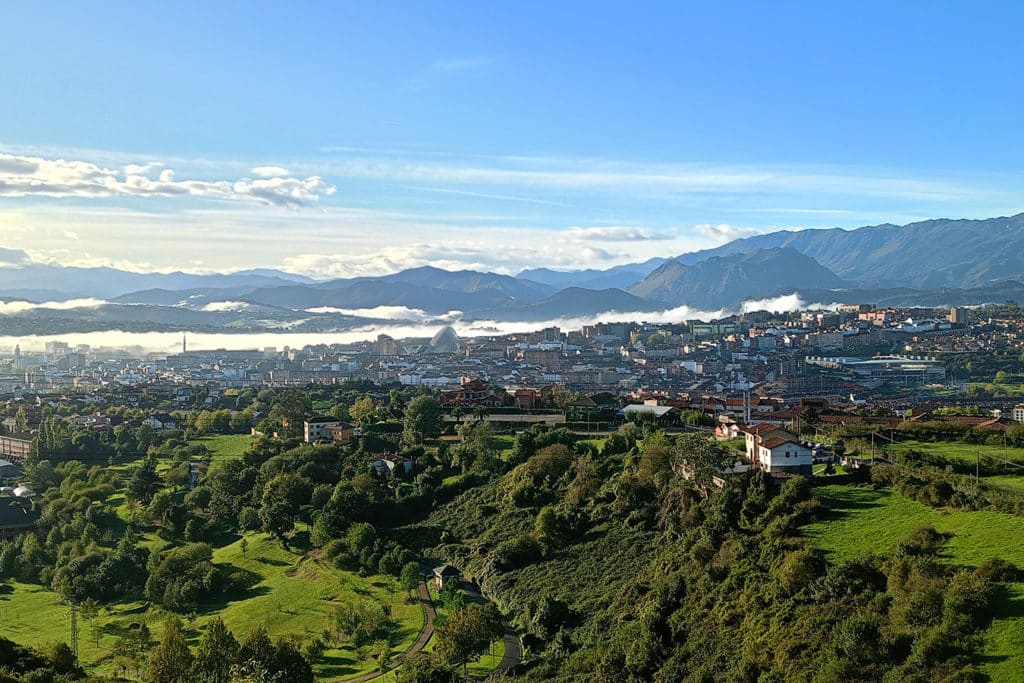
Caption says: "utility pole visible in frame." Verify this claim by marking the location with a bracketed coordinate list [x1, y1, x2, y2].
[70, 600, 79, 659]
[976, 450, 980, 497]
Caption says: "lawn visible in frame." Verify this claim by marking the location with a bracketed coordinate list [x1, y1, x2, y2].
[0, 533, 425, 682]
[987, 474, 1024, 493]
[191, 433, 253, 461]
[209, 534, 424, 681]
[883, 439, 1024, 467]
[804, 485, 1024, 680]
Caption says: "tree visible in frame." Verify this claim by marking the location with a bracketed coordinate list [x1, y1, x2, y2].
[270, 389, 313, 438]
[434, 603, 504, 673]
[400, 562, 421, 599]
[329, 403, 351, 421]
[671, 433, 735, 499]
[350, 396, 376, 424]
[192, 618, 240, 683]
[402, 395, 442, 446]
[637, 433, 674, 486]
[147, 617, 193, 683]
[127, 456, 162, 504]
[260, 473, 309, 546]
[13, 407, 28, 433]
[534, 506, 570, 556]
[456, 420, 500, 473]
[799, 406, 822, 434]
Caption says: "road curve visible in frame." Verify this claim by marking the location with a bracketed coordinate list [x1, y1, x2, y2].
[343, 573, 436, 682]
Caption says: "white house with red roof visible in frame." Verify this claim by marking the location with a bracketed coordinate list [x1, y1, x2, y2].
[739, 424, 813, 475]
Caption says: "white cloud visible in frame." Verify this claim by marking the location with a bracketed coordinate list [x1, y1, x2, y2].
[62, 230, 80, 240]
[307, 305, 463, 323]
[200, 301, 258, 312]
[693, 223, 761, 244]
[563, 226, 675, 242]
[0, 152, 335, 208]
[282, 239, 621, 279]
[740, 294, 842, 313]
[0, 298, 107, 314]
[251, 166, 290, 178]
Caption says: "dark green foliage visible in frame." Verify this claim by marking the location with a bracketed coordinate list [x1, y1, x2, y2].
[410, 428, 1008, 682]
[126, 456, 162, 504]
[144, 543, 226, 612]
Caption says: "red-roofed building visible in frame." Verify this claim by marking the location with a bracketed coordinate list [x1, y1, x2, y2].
[739, 424, 812, 475]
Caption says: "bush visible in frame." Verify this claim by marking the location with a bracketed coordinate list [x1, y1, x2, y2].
[493, 534, 542, 571]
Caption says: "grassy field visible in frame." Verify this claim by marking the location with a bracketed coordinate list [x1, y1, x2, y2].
[804, 485, 1024, 680]
[191, 433, 253, 461]
[0, 532, 424, 681]
[890, 439, 1024, 464]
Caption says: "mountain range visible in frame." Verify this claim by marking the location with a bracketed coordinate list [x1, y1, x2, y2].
[1, 212, 1022, 333]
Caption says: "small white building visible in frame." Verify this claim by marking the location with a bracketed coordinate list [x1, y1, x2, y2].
[740, 424, 813, 476]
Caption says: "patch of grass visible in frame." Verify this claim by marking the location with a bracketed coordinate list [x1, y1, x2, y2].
[885, 439, 1024, 467]
[986, 474, 1024, 493]
[0, 533, 424, 681]
[804, 485, 1024, 679]
[192, 434, 253, 461]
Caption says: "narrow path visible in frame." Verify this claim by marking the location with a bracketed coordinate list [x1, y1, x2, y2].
[341, 566, 522, 681]
[342, 573, 436, 682]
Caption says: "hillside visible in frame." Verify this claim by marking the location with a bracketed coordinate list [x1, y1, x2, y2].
[629, 247, 846, 307]
[674, 213, 1024, 289]
[404, 430, 1015, 681]
[517, 258, 668, 291]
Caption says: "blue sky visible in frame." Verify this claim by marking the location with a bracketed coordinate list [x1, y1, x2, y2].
[1, 1, 1022, 277]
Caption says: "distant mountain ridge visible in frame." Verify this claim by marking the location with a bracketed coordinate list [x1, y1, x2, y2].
[630, 247, 847, 308]
[0, 265, 315, 300]
[4, 212, 1024, 332]
[673, 213, 1024, 289]
[517, 258, 668, 291]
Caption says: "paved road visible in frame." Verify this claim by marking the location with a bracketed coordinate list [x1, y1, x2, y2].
[458, 578, 523, 678]
[344, 574, 436, 683]
[343, 568, 522, 681]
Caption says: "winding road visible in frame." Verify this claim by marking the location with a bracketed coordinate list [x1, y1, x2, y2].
[343, 565, 522, 681]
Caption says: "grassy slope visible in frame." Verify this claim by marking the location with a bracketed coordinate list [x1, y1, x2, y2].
[804, 485, 1024, 680]
[0, 533, 423, 682]
[209, 534, 423, 681]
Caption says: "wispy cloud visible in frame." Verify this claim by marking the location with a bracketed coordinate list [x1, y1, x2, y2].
[0, 152, 335, 208]
[405, 56, 493, 90]
[281, 239, 621, 279]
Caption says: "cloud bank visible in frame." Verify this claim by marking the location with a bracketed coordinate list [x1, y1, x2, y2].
[0, 153, 335, 208]
[0, 298, 108, 314]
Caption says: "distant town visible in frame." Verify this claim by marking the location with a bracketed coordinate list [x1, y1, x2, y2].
[2, 302, 1021, 468]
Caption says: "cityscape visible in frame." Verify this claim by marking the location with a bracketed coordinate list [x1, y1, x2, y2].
[3, 2, 1024, 682]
